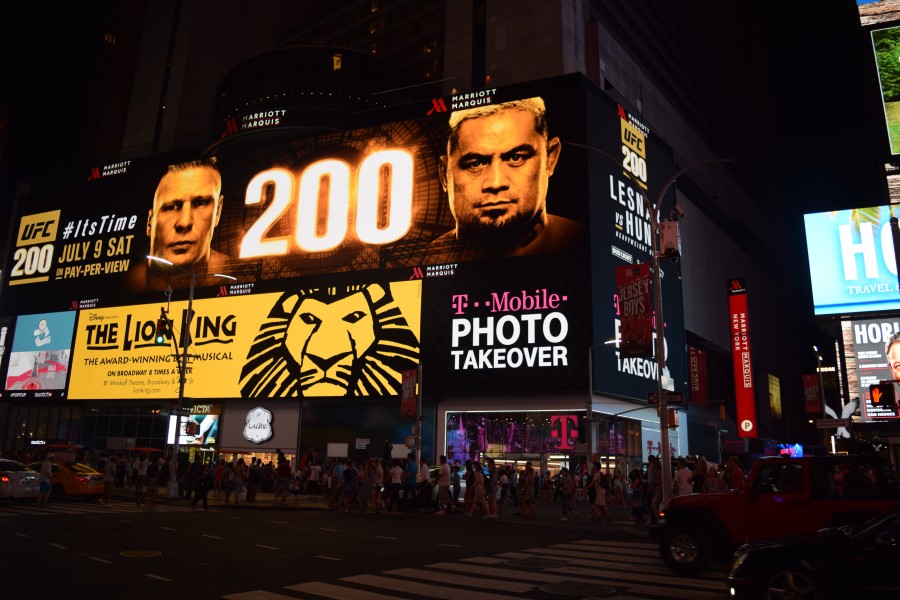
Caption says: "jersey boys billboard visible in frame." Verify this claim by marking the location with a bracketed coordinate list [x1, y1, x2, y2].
[1, 75, 682, 401]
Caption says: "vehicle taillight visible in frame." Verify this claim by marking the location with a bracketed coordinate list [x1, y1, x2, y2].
[0, 475, 9, 483]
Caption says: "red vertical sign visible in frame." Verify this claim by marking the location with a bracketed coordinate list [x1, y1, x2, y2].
[616, 263, 653, 357]
[802, 374, 821, 414]
[688, 345, 708, 406]
[728, 279, 757, 438]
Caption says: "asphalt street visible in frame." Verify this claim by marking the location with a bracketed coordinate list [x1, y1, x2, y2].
[3, 490, 726, 599]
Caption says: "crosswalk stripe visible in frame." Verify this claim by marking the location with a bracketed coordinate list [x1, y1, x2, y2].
[383, 567, 535, 593]
[286, 581, 410, 599]
[494, 550, 678, 575]
[343, 574, 523, 599]
[222, 539, 726, 600]
[546, 564, 725, 591]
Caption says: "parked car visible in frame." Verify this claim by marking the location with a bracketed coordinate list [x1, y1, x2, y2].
[727, 502, 900, 599]
[0, 459, 40, 502]
[29, 460, 104, 500]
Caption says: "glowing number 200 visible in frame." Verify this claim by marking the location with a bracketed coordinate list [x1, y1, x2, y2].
[240, 149, 414, 258]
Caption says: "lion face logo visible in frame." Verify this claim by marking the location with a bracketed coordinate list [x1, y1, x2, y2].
[240, 283, 420, 397]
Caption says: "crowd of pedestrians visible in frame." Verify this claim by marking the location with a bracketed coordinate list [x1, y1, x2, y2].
[4, 446, 753, 524]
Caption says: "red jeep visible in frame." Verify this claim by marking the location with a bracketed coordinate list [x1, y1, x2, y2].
[652, 455, 900, 575]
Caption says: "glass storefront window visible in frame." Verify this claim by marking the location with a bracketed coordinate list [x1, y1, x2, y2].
[446, 410, 642, 471]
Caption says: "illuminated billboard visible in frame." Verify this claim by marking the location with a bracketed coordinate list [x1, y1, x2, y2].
[803, 205, 900, 315]
[166, 403, 221, 446]
[1, 74, 681, 402]
[4, 311, 76, 399]
[67, 278, 421, 399]
[583, 95, 686, 401]
[871, 25, 900, 156]
[840, 316, 898, 419]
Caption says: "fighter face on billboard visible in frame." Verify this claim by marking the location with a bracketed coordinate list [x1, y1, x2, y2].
[147, 162, 224, 269]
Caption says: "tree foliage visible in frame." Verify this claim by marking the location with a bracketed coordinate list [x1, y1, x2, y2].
[874, 27, 900, 101]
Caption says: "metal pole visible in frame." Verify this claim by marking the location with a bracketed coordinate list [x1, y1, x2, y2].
[415, 362, 423, 466]
[587, 346, 593, 460]
[167, 272, 194, 498]
[815, 346, 828, 453]
[651, 208, 674, 507]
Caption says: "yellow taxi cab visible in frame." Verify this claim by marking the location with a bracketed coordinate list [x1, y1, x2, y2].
[30, 454, 104, 500]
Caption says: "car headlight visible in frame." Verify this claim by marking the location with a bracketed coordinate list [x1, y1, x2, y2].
[729, 549, 748, 574]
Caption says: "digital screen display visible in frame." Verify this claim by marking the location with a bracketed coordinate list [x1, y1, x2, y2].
[4, 311, 76, 399]
[804, 205, 900, 315]
[1, 76, 683, 402]
[167, 404, 221, 446]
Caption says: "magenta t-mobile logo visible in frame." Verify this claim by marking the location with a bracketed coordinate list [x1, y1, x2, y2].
[451, 294, 469, 315]
[550, 415, 578, 450]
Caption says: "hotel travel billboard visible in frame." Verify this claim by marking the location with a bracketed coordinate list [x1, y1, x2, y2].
[803, 205, 900, 315]
[0, 74, 678, 401]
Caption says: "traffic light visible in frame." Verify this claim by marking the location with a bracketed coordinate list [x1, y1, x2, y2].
[870, 382, 896, 408]
[155, 309, 170, 345]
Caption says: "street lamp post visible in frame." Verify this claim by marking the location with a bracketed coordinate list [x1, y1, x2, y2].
[147, 255, 236, 498]
[566, 141, 728, 506]
[813, 345, 829, 452]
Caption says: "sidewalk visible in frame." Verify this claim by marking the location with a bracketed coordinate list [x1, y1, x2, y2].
[112, 486, 652, 532]
[113, 487, 329, 510]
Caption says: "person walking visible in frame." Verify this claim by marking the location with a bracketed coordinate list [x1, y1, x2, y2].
[102, 455, 117, 505]
[232, 458, 248, 504]
[190, 465, 214, 510]
[435, 455, 453, 515]
[465, 461, 492, 517]
[341, 459, 357, 512]
[386, 459, 403, 513]
[144, 458, 159, 508]
[674, 458, 694, 497]
[134, 453, 149, 507]
[558, 467, 576, 521]
[518, 462, 537, 519]
[273, 456, 292, 505]
[402, 454, 418, 512]
[37, 455, 53, 505]
[222, 462, 235, 504]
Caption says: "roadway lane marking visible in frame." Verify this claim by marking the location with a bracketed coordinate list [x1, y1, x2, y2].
[255, 544, 279, 550]
[374, 535, 396, 540]
[286, 581, 410, 599]
[14, 533, 28, 538]
[319, 527, 339, 532]
[270, 520, 287, 524]
[146, 574, 172, 581]
[49, 543, 66, 549]
[118, 519, 133, 523]
[159, 526, 176, 531]
[90, 557, 113, 564]
[202, 534, 224, 540]
[437, 543, 462, 548]
[316, 555, 341, 561]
